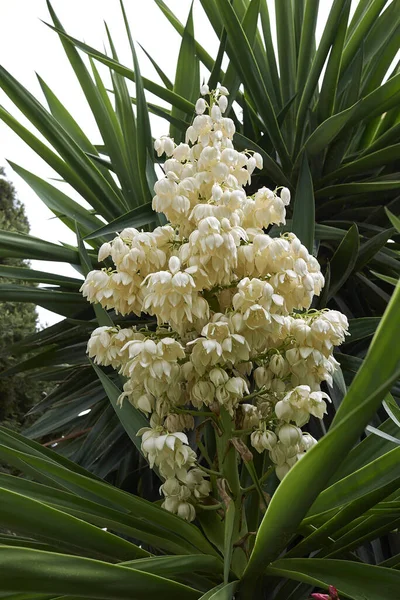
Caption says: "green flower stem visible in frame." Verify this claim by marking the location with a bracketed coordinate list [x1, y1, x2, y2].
[241, 465, 275, 494]
[197, 439, 214, 469]
[216, 408, 247, 542]
[198, 464, 222, 477]
[198, 502, 224, 511]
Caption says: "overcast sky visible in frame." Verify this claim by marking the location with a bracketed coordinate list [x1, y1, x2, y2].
[0, 0, 353, 325]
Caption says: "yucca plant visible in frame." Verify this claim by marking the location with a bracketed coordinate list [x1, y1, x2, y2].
[0, 0, 399, 468]
[0, 1, 400, 597]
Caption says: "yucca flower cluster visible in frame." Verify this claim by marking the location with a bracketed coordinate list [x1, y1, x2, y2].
[81, 86, 349, 521]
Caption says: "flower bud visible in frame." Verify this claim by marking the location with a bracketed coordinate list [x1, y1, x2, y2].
[192, 380, 215, 406]
[177, 501, 196, 522]
[281, 187, 291, 205]
[212, 184, 223, 201]
[160, 477, 181, 497]
[275, 463, 291, 480]
[277, 423, 302, 446]
[241, 404, 260, 429]
[262, 430, 277, 451]
[269, 354, 287, 377]
[299, 432, 317, 452]
[275, 399, 294, 422]
[247, 156, 256, 175]
[219, 95, 228, 113]
[250, 430, 265, 453]
[163, 137, 175, 156]
[209, 367, 229, 387]
[164, 413, 194, 433]
[269, 443, 287, 466]
[195, 98, 207, 115]
[200, 84, 210, 95]
[98, 242, 111, 262]
[253, 152, 263, 169]
[211, 104, 222, 121]
[254, 366, 272, 389]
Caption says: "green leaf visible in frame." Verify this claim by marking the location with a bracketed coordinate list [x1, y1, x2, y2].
[44, 22, 195, 115]
[347, 317, 380, 342]
[0, 434, 219, 557]
[296, 1, 319, 105]
[0, 65, 124, 221]
[170, 3, 199, 143]
[365, 425, 400, 445]
[383, 394, 400, 429]
[371, 271, 399, 286]
[340, 0, 388, 74]
[0, 486, 145, 562]
[0, 265, 82, 289]
[309, 447, 400, 516]
[316, 181, 400, 198]
[320, 144, 400, 184]
[331, 418, 400, 483]
[354, 227, 396, 272]
[85, 203, 156, 239]
[223, 500, 235, 584]
[0, 107, 117, 223]
[0, 547, 200, 599]
[385, 208, 400, 233]
[317, 0, 350, 121]
[37, 75, 118, 192]
[199, 582, 238, 600]
[137, 43, 173, 90]
[295, 0, 350, 150]
[328, 223, 359, 299]
[259, 0, 281, 107]
[303, 100, 361, 157]
[208, 28, 227, 91]
[215, 0, 291, 171]
[0, 285, 88, 318]
[291, 155, 314, 253]
[242, 281, 400, 579]
[274, 0, 296, 109]
[266, 558, 400, 600]
[0, 425, 102, 481]
[0, 472, 211, 557]
[153, 0, 222, 81]
[91, 364, 148, 457]
[119, 1, 154, 204]
[8, 161, 104, 235]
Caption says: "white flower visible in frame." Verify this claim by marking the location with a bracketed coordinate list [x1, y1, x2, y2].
[219, 95, 228, 113]
[189, 320, 250, 374]
[254, 152, 263, 170]
[138, 427, 197, 478]
[281, 187, 291, 205]
[87, 326, 138, 368]
[154, 136, 175, 157]
[277, 423, 302, 446]
[200, 83, 210, 95]
[241, 404, 261, 429]
[195, 98, 207, 114]
[142, 257, 209, 334]
[250, 429, 277, 453]
[164, 413, 194, 433]
[275, 385, 330, 426]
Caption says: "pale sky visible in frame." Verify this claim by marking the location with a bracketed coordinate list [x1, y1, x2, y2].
[0, 0, 366, 325]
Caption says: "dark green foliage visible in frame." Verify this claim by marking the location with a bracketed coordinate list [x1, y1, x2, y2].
[0, 168, 41, 430]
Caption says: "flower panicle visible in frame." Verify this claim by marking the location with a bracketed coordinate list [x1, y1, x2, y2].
[80, 87, 349, 521]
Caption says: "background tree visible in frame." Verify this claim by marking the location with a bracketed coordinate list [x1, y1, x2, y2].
[0, 168, 41, 430]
